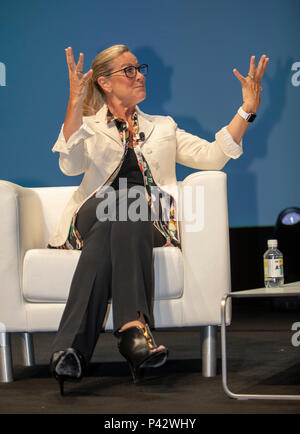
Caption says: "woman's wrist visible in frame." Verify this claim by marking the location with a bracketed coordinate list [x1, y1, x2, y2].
[242, 102, 256, 113]
[69, 95, 85, 107]
[63, 97, 84, 142]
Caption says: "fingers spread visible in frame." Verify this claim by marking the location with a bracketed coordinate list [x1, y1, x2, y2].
[248, 55, 256, 76]
[65, 46, 76, 72]
[233, 68, 245, 84]
[76, 52, 84, 72]
[262, 56, 270, 75]
[84, 68, 93, 78]
[256, 54, 269, 79]
[83, 69, 93, 82]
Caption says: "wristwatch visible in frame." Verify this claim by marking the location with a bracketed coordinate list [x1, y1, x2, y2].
[238, 106, 256, 123]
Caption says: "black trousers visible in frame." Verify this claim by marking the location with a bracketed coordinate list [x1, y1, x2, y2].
[52, 188, 165, 363]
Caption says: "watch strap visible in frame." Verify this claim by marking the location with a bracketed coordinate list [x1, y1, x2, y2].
[238, 106, 256, 123]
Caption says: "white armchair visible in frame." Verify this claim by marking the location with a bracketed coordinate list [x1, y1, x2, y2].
[0, 171, 231, 383]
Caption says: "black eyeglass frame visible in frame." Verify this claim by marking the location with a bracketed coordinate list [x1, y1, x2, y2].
[105, 64, 148, 78]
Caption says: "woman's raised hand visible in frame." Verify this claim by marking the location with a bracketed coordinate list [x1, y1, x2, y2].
[65, 46, 93, 102]
[233, 54, 269, 113]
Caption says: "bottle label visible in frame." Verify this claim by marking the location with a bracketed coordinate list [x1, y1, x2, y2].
[264, 258, 284, 278]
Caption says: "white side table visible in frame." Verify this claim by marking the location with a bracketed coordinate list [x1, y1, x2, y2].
[221, 281, 300, 400]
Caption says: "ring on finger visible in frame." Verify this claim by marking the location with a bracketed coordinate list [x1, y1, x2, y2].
[248, 73, 255, 79]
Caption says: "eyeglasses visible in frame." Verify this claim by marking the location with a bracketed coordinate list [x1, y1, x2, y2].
[106, 64, 148, 79]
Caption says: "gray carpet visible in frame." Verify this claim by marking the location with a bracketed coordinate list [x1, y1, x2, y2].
[1, 299, 300, 414]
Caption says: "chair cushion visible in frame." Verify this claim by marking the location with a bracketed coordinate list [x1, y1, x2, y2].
[22, 247, 183, 303]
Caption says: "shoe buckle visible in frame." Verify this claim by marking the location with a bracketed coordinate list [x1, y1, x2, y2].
[143, 324, 157, 349]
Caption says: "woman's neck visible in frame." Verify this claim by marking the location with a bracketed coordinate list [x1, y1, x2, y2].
[106, 99, 136, 122]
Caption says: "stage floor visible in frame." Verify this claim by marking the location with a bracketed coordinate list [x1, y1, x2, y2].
[1, 298, 300, 414]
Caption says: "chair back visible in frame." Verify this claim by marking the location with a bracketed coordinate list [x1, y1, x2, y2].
[30, 186, 77, 245]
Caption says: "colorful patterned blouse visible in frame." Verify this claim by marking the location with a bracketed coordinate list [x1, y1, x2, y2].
[50, 108, 180, 250]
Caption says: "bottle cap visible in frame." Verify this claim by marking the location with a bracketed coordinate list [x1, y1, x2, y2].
[268, 239, 278, 248]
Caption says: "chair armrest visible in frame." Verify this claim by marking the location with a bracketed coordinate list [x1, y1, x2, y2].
[0, 181, 45, 330]
[179, 171, 231, 325]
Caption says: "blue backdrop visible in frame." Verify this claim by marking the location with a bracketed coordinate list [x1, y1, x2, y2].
[1, 0, 299, 227]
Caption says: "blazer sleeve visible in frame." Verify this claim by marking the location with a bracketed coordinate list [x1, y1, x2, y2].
[52, 122, 95, 176]
[169, 116, 243, 170]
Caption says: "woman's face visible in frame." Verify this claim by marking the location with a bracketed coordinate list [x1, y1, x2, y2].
[99, 51, 146, 107]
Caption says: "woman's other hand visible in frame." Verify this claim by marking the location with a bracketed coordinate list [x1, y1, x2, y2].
[62, 47, 93, 142]
[65, 46, 93, 102]
[233, 54, 269, 113]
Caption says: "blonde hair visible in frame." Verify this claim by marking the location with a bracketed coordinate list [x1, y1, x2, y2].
[83, 44, 129, 116]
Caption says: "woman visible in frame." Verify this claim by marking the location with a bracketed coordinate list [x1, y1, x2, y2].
[49, 44, 268, 394]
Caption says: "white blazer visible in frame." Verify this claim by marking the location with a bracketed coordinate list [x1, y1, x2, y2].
[48, 104, 242, 247]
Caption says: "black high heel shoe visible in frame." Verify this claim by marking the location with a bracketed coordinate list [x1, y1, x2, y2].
[117, 324, 168, 383]
[50, 348, 85, 396]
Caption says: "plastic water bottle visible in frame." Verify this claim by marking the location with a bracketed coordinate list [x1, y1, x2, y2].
[264, 239, 284, 288]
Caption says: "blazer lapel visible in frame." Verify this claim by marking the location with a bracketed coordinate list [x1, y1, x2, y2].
[90, 104, 123, 148]
[136, 106, 154, 146]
